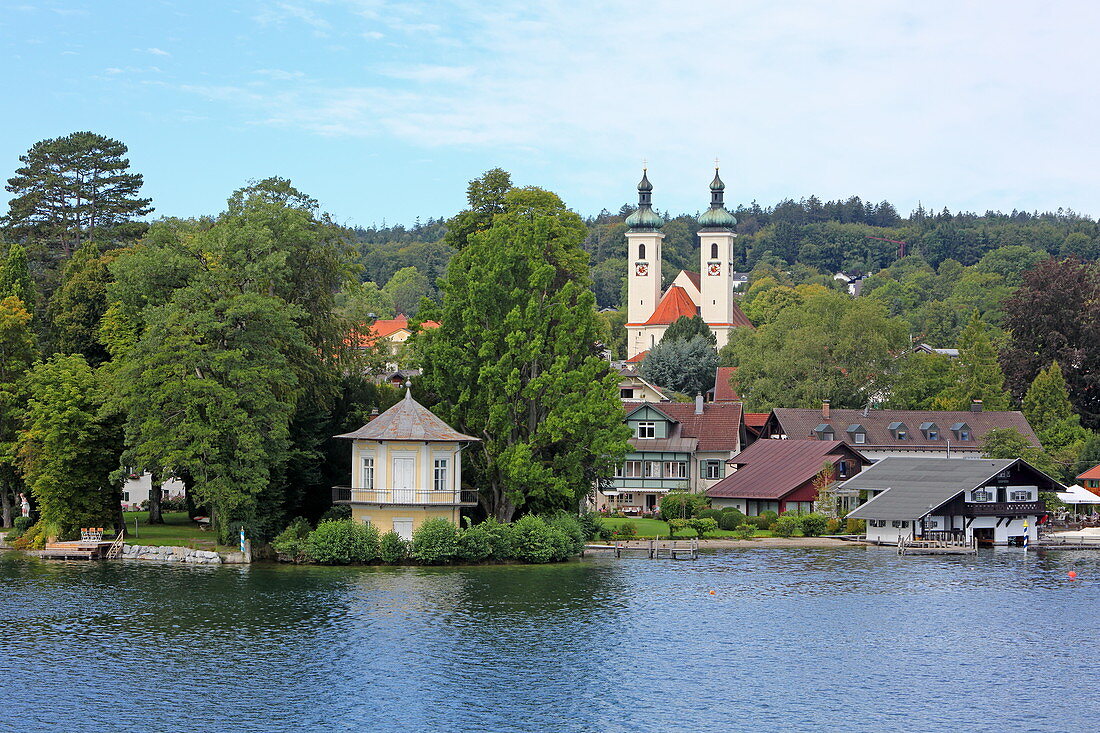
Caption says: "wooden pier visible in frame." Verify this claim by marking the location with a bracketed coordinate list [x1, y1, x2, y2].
[37, 531, 125, 561]
[898, 536, 977, 556]
[583, 539, 699, 560]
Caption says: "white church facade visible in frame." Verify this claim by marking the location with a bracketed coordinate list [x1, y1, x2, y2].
[624, 169, 752, 359]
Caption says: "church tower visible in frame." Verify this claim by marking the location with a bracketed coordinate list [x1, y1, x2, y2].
[625, 169, 665, 332]
[697, 168, 738, 348]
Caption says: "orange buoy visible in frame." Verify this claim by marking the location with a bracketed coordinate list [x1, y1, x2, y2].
[1068, 571, 1078, 580]
[709, 590, 716, 595]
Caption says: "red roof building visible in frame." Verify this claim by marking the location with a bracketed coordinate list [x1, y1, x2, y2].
[706, 439, 869, 516]
[1078, 463, 1100, 492]
[709, 366, 739, 402]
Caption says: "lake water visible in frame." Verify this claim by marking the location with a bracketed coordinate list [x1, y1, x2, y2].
[3, 546, 1099, 732]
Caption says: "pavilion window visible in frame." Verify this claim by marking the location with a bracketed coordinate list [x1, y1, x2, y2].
[361, 457, 375, 490]
[433, 459, 449, 492]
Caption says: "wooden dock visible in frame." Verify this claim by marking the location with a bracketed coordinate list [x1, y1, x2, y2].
[37, 531, 125, 561]
[898, 536, 977, 556]
[583, 539, 699, 560]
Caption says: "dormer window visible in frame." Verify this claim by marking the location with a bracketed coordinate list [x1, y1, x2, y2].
[813, 424, 834, 441]
[888, 422, 909, 440]
[637, 421, 655, 439]
[951, 422, 972, 441]
[920, 422, 939, 440]
[845, 424, 866, 444]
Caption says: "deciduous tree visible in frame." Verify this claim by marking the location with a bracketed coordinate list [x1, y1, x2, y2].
[0, 296, 34, 527]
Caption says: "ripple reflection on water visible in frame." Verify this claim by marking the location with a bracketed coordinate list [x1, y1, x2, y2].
[3, 547, 1099, 732]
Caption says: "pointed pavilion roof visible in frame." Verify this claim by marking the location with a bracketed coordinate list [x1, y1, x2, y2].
[336, 390, 479, 442]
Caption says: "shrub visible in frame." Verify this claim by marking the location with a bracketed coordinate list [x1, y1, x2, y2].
[271, 517, 312, 561]
[609, 521, 637, 539]
[510, 515, 557, 563]
[577, 512, 603, 542]
[846, 518, 866, 535]
[658, 492, 708, 521]
[733, 523, 756, 540]
[456, 522, 495, 563]
[761, 510, 779, 528]
[748, 515, 772, 530]
[718, 510, 745, 531]
[14, 516, 32, 533]
[697, 508, 722, 522]
[546, 513, 585, 556]
[380, 530, 409, 563]
[773, 515, 800, 538]
[410, 518, 459, 565]
[689, 517, 719, 538]
[667, 518, 689, 537]
[799, 513, 829, 537]
[825, 518, 842, 535]
[304, 520, 380, 565]
[546, 525, 574, 562]
[318, 504, 352, 523]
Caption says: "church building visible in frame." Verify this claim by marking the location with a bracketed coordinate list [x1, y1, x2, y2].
[624, 169, 753, 359]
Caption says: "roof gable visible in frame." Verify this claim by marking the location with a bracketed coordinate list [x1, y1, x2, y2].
[623, 401, 743, 452]
[642, 286, 698, 326]
[624, 403, 678, 423]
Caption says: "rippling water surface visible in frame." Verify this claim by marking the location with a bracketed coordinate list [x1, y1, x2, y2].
[3, 547, 1099, 732]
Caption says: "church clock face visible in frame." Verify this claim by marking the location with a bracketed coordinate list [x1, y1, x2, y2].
[708, 262, 721, 276]
[636, 263, 648, 276]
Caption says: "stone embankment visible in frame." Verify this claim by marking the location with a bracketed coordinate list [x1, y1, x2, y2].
[121, 544, 223, 564]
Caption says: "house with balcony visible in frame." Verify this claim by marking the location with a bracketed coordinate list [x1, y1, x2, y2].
[333, 389, 479, 539]
[844, 456, 1061, 546]
[1077, 463, 1100, 494]
[760, 401, 1041, 461]
[595, 397, 744, 515]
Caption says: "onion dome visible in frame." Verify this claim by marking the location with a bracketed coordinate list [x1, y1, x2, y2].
[698, 167, 737, 230]
[625, 169, 664, 231]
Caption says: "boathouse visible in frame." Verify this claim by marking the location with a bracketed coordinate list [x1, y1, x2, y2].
[843, 457, 1062, 546]
[332, 389, 479, 539]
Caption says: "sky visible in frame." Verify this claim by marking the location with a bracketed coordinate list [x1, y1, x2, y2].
[2, 1, 1098, 227]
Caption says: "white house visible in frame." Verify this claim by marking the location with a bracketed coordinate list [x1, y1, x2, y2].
[844, 456, 1061, 547]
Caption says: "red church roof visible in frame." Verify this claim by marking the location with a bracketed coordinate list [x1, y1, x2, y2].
[642, 286, 699, 326]
[626, 350, 649, 363]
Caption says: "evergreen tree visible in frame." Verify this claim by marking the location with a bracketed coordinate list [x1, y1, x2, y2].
[47, 243, 115, 364]
[1023, 361, 1088, 477]
[17, 353, 123, 537]
[419, 186, 630, 521]
[0, 242, 35, 312]
[660, 315, 716, 346]
[3, 131, 152, 264]
[981, 427, 1058, 477]
[933, 311, 1011, 411]
[640, 335, 718, 396]
[0, 296, 34, 527]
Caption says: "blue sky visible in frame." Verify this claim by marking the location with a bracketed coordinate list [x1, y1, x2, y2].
[2, 1, 1098, 227]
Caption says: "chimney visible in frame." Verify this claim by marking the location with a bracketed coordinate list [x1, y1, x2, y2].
[970, 399, 983, 413]
[695, 394, 704, 415]
[367, 408, 379, 422]
[822, 400, 831, 420]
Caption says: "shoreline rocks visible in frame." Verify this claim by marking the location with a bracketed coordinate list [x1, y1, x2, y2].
[121, 544, 224, 564]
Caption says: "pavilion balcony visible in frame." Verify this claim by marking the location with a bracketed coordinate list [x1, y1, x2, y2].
[964, 500, 1045, 517]
[332, 486, 479, 506]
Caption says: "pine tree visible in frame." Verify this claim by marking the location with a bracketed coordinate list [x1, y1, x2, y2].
[4, 131, 153, 264]
[933, 311, 1010, 411]
[419, 186, 630, 521]
[1023, 361, 1088, 478]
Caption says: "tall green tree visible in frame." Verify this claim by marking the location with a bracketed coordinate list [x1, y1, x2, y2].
[444, 168, 513, 250]
[419, 187, 630, 521]
[47, 242, 116, 364]
[723, 291, 908, 410]
[1022, 361, 1087, 476]
[3, 131, 152, 264]
[932, 311, 1011, 411]
[17, 353, 122, 537]
[660, 315, 716, 346]
[383, 266, 432, 316]
[887, 352, 956, 410]
[641, 335, 718, 396]
[981, 427, 1059, 477]
[0, 296, 35, 527]
[0, 242, 35, 312]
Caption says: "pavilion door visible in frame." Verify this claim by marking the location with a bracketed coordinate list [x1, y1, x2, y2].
[392, 457, 415, 503]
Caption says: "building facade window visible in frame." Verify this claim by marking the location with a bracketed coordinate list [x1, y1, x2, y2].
[620, 388, 634, 399]
[644, 461, 662, 478]
[710, 242, 718, 259]
[622, 461, 643, 478]
[663, 461, 687, 479]
[1010, 490, 1030, 502]
[892, 520, 909, 528]
[433, 458, 449, 492]
[637, 421, 655, 439]
[971, 490, 992, 502]
[837, 460, 849, 478]
[638, 243, 645, 260]
[702, 460, 723, 480]
[361, 457, 375, 489]
[853, 432, 866, 444]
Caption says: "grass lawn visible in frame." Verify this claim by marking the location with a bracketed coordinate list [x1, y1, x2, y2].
[122, 511, 231, 550]
[599, 517, 775, 539]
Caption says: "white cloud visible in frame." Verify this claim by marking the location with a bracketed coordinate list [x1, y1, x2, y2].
[145, 47, 171, 56]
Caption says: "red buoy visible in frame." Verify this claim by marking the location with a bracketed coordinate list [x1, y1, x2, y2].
[1068, 571, 1078, 580]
